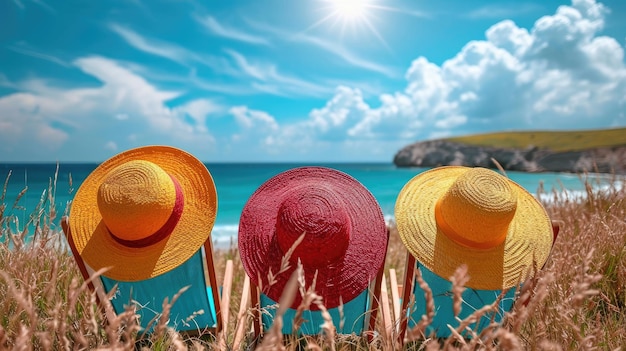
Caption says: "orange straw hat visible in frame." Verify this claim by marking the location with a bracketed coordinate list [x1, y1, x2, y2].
[395, 166, 553, 290]
[69, 146, 217, 282]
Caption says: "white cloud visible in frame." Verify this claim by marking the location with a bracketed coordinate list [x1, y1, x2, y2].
[526, 4, 604, 65]
[223, 49, 268, 80]
[0, 56, 218, 160]
[233, 87, 371, 147]
[110, 24, 331, 98]
[8, 44, 70, 67]
[230, 106, 278, 131]
[224, 49, 333, 97]
[110, 23, 194, 65]
[195, 15, 270, 46]
[289, 33, 398, 78]
[222, 0, 625, 161]
[228, 106, 279, 148]
[74, 56, 183, 132]
[466, 3, 542, 19]
[293, 0, 626, 146]
[309, 86, 370, 138]
[243, 18, 398, 78]
[104, 141, 118, 151]
[0, 90, 83, 152]
[376, 7, 431, 19]
[485, 20, 532, 56]
[177, 99, 224, 133]
[109, 23, 235, 75]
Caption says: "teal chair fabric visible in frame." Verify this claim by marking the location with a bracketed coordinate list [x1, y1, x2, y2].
[259, 288, 371, 335]
[247, 230, 390, 341]
[100, 248, 219, 332]
[61, 217, 224, 335]
[405, 263, 516, 338]
[248, 268, 385, 343]
[397, 221, 560, 343]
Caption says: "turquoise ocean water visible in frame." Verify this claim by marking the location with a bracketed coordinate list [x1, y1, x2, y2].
[0, 163, 615, 247]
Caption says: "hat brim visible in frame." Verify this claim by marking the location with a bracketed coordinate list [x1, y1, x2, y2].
[238, 167, 388, 309]
[69, 146, 217, 282]
[395, 166, 553, 290]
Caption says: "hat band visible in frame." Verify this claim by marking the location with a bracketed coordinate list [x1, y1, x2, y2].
[109, 175, 185, 248]
[434, 201, 507, 249]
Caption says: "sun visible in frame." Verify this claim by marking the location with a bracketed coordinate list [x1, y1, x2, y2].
[309, 0, 387, 45]
[330, 0, 369, 22]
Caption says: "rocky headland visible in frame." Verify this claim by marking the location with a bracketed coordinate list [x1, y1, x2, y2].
[393, 140, 626, 174]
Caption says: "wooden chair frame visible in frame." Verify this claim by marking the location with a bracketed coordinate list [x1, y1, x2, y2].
[60, 216, 232, 338]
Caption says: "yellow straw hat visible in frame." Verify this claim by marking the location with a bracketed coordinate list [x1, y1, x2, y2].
[69, 145, 217, 282]
[395, 166, 553, 290]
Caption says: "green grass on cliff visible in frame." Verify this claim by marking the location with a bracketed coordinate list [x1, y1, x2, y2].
[445, 127, 626, 152]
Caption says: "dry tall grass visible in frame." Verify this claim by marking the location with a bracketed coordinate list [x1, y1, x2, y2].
[1, 170, 624, 350]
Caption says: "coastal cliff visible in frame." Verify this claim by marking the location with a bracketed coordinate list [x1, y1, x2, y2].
[393, 140, 626, 174]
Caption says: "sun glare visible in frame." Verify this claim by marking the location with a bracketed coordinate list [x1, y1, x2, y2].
[310, 0, 383, 41]
[332, 0, 368, 22]
[306, 0, 397, 50]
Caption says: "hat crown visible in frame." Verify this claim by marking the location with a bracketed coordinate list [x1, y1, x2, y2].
[275, 184, 351, 267]
[97, 160, 177, 242]
[436, 168, 517, 249]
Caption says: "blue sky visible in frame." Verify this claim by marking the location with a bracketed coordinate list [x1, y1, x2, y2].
[1, 0, 625, 162]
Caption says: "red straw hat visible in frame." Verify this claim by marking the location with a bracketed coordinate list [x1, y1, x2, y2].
[69, 145, 217, 282]
[238, 167, 388, 309]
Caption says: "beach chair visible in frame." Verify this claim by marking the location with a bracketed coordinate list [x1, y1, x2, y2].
[392, 220, 562, 344]
[234, 166, 391, 347]
[391, 166, 562, 346]
[59, 145, 232, 339]
[61, 216, 232, 336]
[230, 243, 391, 350]
[246, 231, 390, 342]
